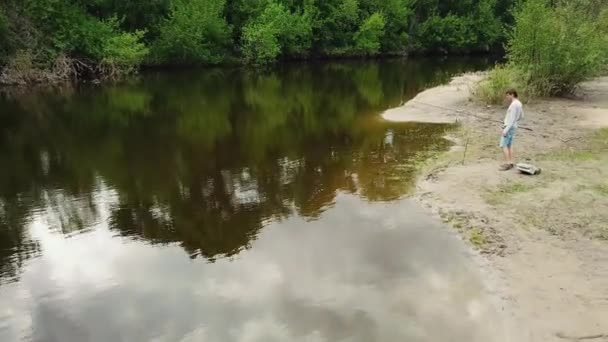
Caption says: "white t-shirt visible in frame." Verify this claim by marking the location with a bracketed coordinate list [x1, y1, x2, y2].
[504, 99, 524, 130]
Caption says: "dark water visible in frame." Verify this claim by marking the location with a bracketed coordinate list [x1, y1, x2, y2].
[0, 58, 502, 342]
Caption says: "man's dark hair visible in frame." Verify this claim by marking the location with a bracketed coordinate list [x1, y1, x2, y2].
[506, 89, 518, 98]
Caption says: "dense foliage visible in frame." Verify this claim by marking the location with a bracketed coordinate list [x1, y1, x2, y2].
[0, 0, 513, 80]
[477, 0, 608, 101]
[508, 0, 607, 95]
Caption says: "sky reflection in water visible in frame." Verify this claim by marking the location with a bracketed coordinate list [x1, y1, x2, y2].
[0, 58, 503, 342]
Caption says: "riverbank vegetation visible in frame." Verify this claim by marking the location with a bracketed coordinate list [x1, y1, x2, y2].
[0, 0, 512, 83]
[476, 0, 608, 102]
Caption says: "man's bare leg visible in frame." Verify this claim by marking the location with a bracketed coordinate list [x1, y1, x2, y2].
[502, 147, 511, 164]
[500, 147, 514, 170]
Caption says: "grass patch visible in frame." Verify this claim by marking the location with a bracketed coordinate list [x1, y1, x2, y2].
[592, 128, 608, 146]
[468, 228, 487, 248]
[542, 129, 608, 162]
[544, 149, 600, 162]
[473, 65, 530, 105]
[518, 188, 608, 239]
[591, 184, 608, 196]
[498, 182, 534, 194]
[484, 180, 542, 206]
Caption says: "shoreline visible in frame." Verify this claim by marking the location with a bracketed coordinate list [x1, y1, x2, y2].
[389, 74, 608, 341]
[0, 55, 500, 87]
[1, 55, 407, 86]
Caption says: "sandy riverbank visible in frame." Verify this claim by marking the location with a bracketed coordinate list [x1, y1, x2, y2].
[385, 74, 608, 341]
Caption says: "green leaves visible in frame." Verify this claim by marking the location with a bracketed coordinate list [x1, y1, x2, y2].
[415, 0, 503, 52]
[339, 0, 359, 25]
[353, 13, 386, 55]
[0, 7, 12, 61]
[508, 0, 607, 95]
[477, 0, 607, 102]
[0, 0, 534, 74]
[6, 0, 148, 75]
[151, 0, 232, 65]
[242, 1, 313, 63]
[242, 2, 287, 63]
[101, 27, 149, 70]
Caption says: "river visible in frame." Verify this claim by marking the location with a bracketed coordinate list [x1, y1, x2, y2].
[0, 58, 504, 342]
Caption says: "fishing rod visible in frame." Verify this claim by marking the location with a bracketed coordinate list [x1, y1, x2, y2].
[410, 100, 584, 143]
[410, 100, 534, 132]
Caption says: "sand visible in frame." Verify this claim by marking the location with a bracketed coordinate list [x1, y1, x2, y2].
[382, 73, 484, 123]
[389, 75, 608, 342]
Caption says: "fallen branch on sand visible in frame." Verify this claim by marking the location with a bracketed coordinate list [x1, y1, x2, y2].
[556, 332, 607, 341]
[560, 136, 584, 143]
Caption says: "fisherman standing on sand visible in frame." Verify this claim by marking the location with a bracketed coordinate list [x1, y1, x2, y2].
[500, 89, 524, 171]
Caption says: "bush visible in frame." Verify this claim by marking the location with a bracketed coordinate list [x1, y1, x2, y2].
[0, 50, 78, 84]
[474, 65, 528, 105]
[12, 0, 148, 78]
[508, 0, 607, 95]
[151, 0, 232, 65]
[600, 7, 608, 34]
[73, 17, 148, 75]
[600, 8, 608, 68]
[100, 25, 149, 76]
[0, 50, 38, 84]
[477, 0, 607, 103]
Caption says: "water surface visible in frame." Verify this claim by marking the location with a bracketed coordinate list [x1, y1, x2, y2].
[0, 58, 501, 341]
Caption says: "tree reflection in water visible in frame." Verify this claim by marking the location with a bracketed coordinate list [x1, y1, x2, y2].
[0, 58, 492, 281]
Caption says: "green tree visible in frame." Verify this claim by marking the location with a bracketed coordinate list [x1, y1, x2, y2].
[242, 1, 313, 63]
[415, 0, 502, 52]
[353, 13, 386, 55]
[151, 0, 232, 65]
[242, 5, 283, 63]
[473, 0, 503, 51]
[279, 6, 314, 56]
[375, 0, 413, 53]
[0, 7, 12, 62]
[0, 0, 525, 79]
[312, 0, 362, 55]
[417, 15, 473, 51]
[78, 0, 171, 34]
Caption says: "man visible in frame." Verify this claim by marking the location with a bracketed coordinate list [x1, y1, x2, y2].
[499, 89, 524, 171]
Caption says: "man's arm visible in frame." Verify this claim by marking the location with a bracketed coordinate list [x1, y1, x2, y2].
[503, 106, 516, 136]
